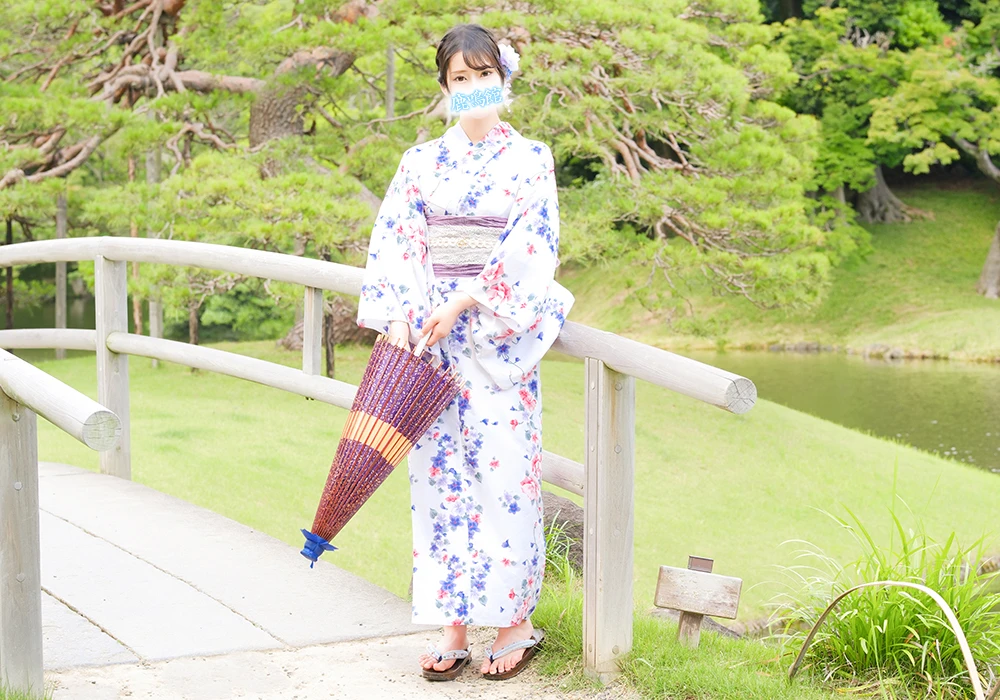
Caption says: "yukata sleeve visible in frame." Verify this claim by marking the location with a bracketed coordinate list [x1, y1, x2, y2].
[462, 145, 575, 390]
[356, 149, 432, 338]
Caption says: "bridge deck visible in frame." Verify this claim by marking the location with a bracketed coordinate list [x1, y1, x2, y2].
[36, 462, 582, 699]
[37, 461, 423, 670]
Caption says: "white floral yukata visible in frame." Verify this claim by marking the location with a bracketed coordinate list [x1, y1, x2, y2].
[356, 119, 575, 627]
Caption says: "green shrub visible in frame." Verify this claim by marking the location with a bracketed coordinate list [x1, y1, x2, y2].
[767, 506, 1000, 698]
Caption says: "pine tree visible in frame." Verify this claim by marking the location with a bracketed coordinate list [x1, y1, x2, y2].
[1, 0, 861, 330]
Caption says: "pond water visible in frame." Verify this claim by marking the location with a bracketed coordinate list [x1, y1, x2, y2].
[685, 350, 1000, 475]
[7, 297, 1000, 475]
[7, 296, 100, 363]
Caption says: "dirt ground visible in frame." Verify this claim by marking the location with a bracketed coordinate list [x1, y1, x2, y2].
[45, 627, 641, 700]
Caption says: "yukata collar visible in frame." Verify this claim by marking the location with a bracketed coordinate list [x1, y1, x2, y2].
[445, 119, 515, 152]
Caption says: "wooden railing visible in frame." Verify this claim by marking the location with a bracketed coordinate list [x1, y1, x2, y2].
[0, 348, 122, 697]
[0, 236, 756, 685]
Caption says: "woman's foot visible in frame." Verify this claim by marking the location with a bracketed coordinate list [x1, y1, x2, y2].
[418, 625, 468, 673]
[482, 619, 534, 676]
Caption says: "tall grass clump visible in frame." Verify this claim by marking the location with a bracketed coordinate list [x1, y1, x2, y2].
[0, 682, 52, 700]
[767, 505, 1000, 698]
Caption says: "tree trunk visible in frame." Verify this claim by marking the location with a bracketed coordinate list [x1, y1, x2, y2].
[5, 218, 12, 330]
[249, 84, 306, 178]
[779, 0, 803, 19]
[248, 46, 356, 175]
[323, 307, 336, 379]
[953, 139, 1000, 299]
[321, 246, 339, 379]
[249, 85, 306, 149]
[55, 193, 68, 359]
[855, 164, 914, 224]
[386, 43, 395, 119]
[128, 155, 144, 336]
[978, 222, 1000, 299]
[188, 301, 199, 345]
[293, 233, 307, 324]
[147, 115, 164, 367]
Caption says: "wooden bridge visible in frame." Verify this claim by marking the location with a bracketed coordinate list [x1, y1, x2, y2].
[0, 237, 756, 697]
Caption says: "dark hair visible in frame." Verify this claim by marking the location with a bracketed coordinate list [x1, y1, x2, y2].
[435, 24, 504, 90]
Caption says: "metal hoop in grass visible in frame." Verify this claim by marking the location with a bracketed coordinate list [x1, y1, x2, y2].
[787, 580, 987, 700]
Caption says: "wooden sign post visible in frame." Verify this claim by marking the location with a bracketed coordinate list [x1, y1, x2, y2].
[654, 556, 742, 648]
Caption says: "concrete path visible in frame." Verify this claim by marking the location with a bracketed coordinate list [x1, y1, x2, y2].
[34, 463, 416, 680]
[35, 462, 636, 700]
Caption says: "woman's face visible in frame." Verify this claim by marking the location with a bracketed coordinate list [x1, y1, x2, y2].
[441, 51, 503, 118]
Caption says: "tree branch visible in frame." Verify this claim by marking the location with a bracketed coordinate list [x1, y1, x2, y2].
[164, 122, 236, 176]
[0, 132, 115, 190]
[953, 135, 1000, 183]
[171, 70, 267, 94]
[273, 14, 305, 34]
[112, 0, 153, 20]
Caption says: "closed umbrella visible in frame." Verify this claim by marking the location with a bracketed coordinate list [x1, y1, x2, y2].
[300, 332, 461, 566]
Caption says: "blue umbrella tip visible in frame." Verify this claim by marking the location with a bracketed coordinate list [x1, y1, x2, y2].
[300, 528, 337, 566]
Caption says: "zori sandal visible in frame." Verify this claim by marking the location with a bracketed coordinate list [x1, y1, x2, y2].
[421, 645, 471, 681]
[483, 628, 545, 680]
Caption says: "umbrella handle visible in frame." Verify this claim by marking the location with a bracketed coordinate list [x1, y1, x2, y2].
[412, 332, 430, 357]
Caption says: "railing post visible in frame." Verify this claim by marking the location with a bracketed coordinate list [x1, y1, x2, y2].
[583, 357, 635, 682]
[94, 254, 131, 479]
[0, 390, 43, 696]
[302, 286, 323, 376]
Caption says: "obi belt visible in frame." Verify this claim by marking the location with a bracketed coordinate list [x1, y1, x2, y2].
[425, 214, 507, 278]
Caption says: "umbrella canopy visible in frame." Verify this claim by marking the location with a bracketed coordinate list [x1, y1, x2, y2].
[301, 333, 461, 566]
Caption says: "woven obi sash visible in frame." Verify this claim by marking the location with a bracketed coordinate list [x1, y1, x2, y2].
[425, 214, 507, 278]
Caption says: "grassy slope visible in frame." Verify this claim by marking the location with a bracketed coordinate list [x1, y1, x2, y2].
[533, 560, 844, 699]
[35, 340, 999, 620]
[559, 180, 1000, 360]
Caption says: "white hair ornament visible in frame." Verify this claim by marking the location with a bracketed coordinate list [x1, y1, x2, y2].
[498, 43, 521, 80]
[498, 43, 520, 110]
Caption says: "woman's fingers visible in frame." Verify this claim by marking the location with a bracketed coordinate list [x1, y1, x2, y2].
[420, 306, 457, 347]
[432, 323, 452, 346]
[421, 320, 449, 348]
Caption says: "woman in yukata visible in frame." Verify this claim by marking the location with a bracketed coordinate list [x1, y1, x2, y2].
[355, 23, 575, 682]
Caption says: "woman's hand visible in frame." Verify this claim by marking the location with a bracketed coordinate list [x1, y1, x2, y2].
[388, 320, 411, 348]
[420, 293, 477, 347]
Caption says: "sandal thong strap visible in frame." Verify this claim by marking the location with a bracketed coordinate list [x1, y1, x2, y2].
[427, 645, 470, 662]
[486, 637, 538, 662]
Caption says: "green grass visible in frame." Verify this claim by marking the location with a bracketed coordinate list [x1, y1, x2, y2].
[33, 339, 999, 620]
[559, 180, 1000, 360]
[0, 682, 51, 700]
[533, 530, 842, 699]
